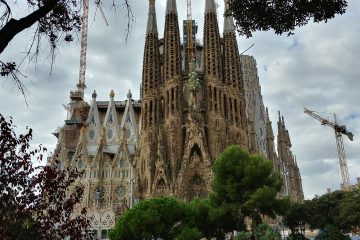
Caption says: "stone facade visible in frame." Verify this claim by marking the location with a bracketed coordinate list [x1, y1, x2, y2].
[51, 0, 304, 237]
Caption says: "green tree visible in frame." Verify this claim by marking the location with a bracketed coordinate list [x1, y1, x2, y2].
[286, 232, 309, 240]
[285, 188, 360, 236]
[227, 0, 348, 37]
[337, 187, 360, 232]
[176, 227, 203, 240]
[108, 197, 202, 240]
[315, 225, 351, 240]
[308, 191, 347, 230]
[210, 145, 289, 231]
[235, 224, 282, 240]
[190, 198, 246, 239]
[254, 224, 282, 240]
[284, 202, 311, 232]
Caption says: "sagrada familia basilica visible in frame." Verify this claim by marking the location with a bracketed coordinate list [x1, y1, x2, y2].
[51, 0, 304, 237]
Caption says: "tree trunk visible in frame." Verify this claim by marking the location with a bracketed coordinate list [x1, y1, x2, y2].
[0, 0, 59, 54]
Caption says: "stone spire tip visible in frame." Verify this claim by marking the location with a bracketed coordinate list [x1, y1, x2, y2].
[146, 0, 158, 34]
[223, 0, 235, 33]
[166, 0, 177, 15]
[205, 0, 217, 14]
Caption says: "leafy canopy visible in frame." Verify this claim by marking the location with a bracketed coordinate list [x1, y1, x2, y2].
[109, 197, 202, 240]
[110, 146, 291, 239]
[210, 145, 289, 228]
[228, 0, 348, 37]
[284, 187, 360, 236]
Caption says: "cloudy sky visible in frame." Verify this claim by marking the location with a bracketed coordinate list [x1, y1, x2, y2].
[1, 0, 359, 199]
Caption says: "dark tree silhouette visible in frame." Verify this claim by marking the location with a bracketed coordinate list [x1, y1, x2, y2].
[0, 114, 90, 240]
[228, 0, 348, 37]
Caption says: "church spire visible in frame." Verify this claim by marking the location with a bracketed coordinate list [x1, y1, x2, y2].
[142, 0, 160, 94]
[223, 0, 241, 88]
[166, 0, 177, 15]
[203, 0, 222, 81]
[146, 0, 158, 35]
[142, 0, 161, 130]
[205, 0, 217, 14]
[163, 0, 181, 80]
[223, 0, 235, 33]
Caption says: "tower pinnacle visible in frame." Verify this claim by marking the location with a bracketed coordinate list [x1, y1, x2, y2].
[166, 0, 177, 15]
[205, 0, 217, 14]
[146, 0, 158, 34]
[224, 0, 235, 33]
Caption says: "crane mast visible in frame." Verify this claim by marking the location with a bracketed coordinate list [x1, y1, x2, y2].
[304, 108, 353, 190]
[76, 0, 90, 100]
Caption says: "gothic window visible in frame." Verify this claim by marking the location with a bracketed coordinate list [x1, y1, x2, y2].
[156, 179, 166, 192]
[191, 175, 204, 186]
[107, 129, 113, 140]
[77, 159, 84, 170]
[125, 128, 131, 139]
[94, 186, 105, 203]
[67, 151, 75, 161]
[119, 159, 125, 168]
[190, 144, 202, 158]
[107, 113, 113, 124]
[89, 129, 95, 140]
[149, 101, 153, 124]
[101, 229, 108, 239]
[186, 174, 206, 201]
[56, 161, 62, 170]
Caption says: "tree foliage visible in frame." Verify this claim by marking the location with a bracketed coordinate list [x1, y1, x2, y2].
[210, 145, 290, 229]
[235, 224, 282, 240]
[315, 225, 351, 240]
[110, 146, 291, 240]
[0, 114, 89, 239]
[284, 202, 311, 232]
[337, 187, 360, 233]
[108, 197, 202, 240]
[228, 0, 348, 37]
[284, 187, 360, 236]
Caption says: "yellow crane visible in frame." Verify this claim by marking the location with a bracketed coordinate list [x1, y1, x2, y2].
[304, 108, 354, 190]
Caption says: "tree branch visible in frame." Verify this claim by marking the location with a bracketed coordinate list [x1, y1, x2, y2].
[0, 0, 59, 54]
[0, 0, 12, 26]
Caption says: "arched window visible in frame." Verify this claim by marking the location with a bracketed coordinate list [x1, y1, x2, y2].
[119, 159, 125, 168]
[77, 159, 84, 169]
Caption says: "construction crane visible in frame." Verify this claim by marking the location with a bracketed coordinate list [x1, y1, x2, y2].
[75, 0, 90, 100]
[304, 108, 354, 190]
[73, 0, 109, 102]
